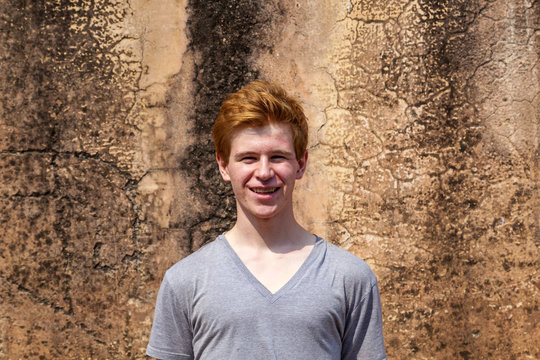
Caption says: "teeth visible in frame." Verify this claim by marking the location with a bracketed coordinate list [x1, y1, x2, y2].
[252, 187, 278, 194]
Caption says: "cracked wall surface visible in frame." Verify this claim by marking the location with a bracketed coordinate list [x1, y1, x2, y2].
[0, 0, 538, 359]
[265, 0, 538, 358]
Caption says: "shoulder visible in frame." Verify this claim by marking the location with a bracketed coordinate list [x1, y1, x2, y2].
[163, 236, 223, 286]
[320, 240, 381, 311]
[323, 240, 378, 287]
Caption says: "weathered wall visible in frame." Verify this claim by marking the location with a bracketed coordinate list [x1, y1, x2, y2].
[271, 1, 539, 359]
[0, 0, 537, 359]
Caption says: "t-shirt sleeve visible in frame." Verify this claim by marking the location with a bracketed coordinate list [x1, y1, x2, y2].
[341, 281, 387, 360]
[146, 272, 194, 360]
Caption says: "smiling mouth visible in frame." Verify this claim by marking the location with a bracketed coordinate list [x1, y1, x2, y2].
[250, 187, 279, 194]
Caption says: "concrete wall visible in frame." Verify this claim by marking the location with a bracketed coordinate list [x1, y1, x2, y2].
[0, 0, 537, 358]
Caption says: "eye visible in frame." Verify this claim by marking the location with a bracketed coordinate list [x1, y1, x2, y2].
[241, 156, 257, 163]
[271, 155, 288, 161]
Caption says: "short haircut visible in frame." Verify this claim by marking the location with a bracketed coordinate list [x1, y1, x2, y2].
[213, 80, 308, 162]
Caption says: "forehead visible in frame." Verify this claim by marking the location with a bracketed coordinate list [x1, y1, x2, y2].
[229, 123, 294, 153]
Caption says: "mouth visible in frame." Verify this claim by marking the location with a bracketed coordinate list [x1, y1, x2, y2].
[250, 187, 279, 194]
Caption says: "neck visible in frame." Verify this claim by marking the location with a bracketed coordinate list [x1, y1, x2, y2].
[226, 206, 313, 253]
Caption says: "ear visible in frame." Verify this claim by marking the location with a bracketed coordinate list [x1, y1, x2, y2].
[216, 153, 231, 182]
[296, 151, 308, 179]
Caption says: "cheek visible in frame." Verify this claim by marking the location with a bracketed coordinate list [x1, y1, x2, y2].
[228, 167, 251, 185]
[278, 165, 299, 180]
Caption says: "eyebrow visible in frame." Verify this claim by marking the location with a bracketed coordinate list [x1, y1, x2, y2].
[270, 150, 295, 157]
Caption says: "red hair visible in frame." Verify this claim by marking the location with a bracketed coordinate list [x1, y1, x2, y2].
[213, 80, 308, 162]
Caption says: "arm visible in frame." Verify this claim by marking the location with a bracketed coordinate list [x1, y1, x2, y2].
[341, 282, 387, 360]
[146, 273, 194, 360]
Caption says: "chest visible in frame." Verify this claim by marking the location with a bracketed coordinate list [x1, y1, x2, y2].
[189, 259, 348, 341]
[241, 251, 310, 294]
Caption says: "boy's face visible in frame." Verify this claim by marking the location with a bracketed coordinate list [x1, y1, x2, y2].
[217, 123, 307, 221]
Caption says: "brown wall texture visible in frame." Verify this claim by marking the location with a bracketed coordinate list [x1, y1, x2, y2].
[0, 0, 538, 358]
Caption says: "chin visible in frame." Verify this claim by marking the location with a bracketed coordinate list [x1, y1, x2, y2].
[247, 206, 284, 221]
[251, 211, 280, 220]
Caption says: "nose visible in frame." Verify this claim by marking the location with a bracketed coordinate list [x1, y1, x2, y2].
[255, 157, 274, 180]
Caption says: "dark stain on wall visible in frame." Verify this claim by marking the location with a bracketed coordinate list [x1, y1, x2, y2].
[379, 1, 538, 358]
[0, 1, 142, 357]
[379, 1, 490, 355]
[179, 0, 281, 251]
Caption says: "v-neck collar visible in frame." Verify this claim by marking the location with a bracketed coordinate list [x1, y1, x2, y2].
[218, 234, 324, 303]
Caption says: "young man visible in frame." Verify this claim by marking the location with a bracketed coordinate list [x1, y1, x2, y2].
[146, 80, 387, 359]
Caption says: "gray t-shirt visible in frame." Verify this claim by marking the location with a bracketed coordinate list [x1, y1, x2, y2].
[147, 235, 386, 360]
